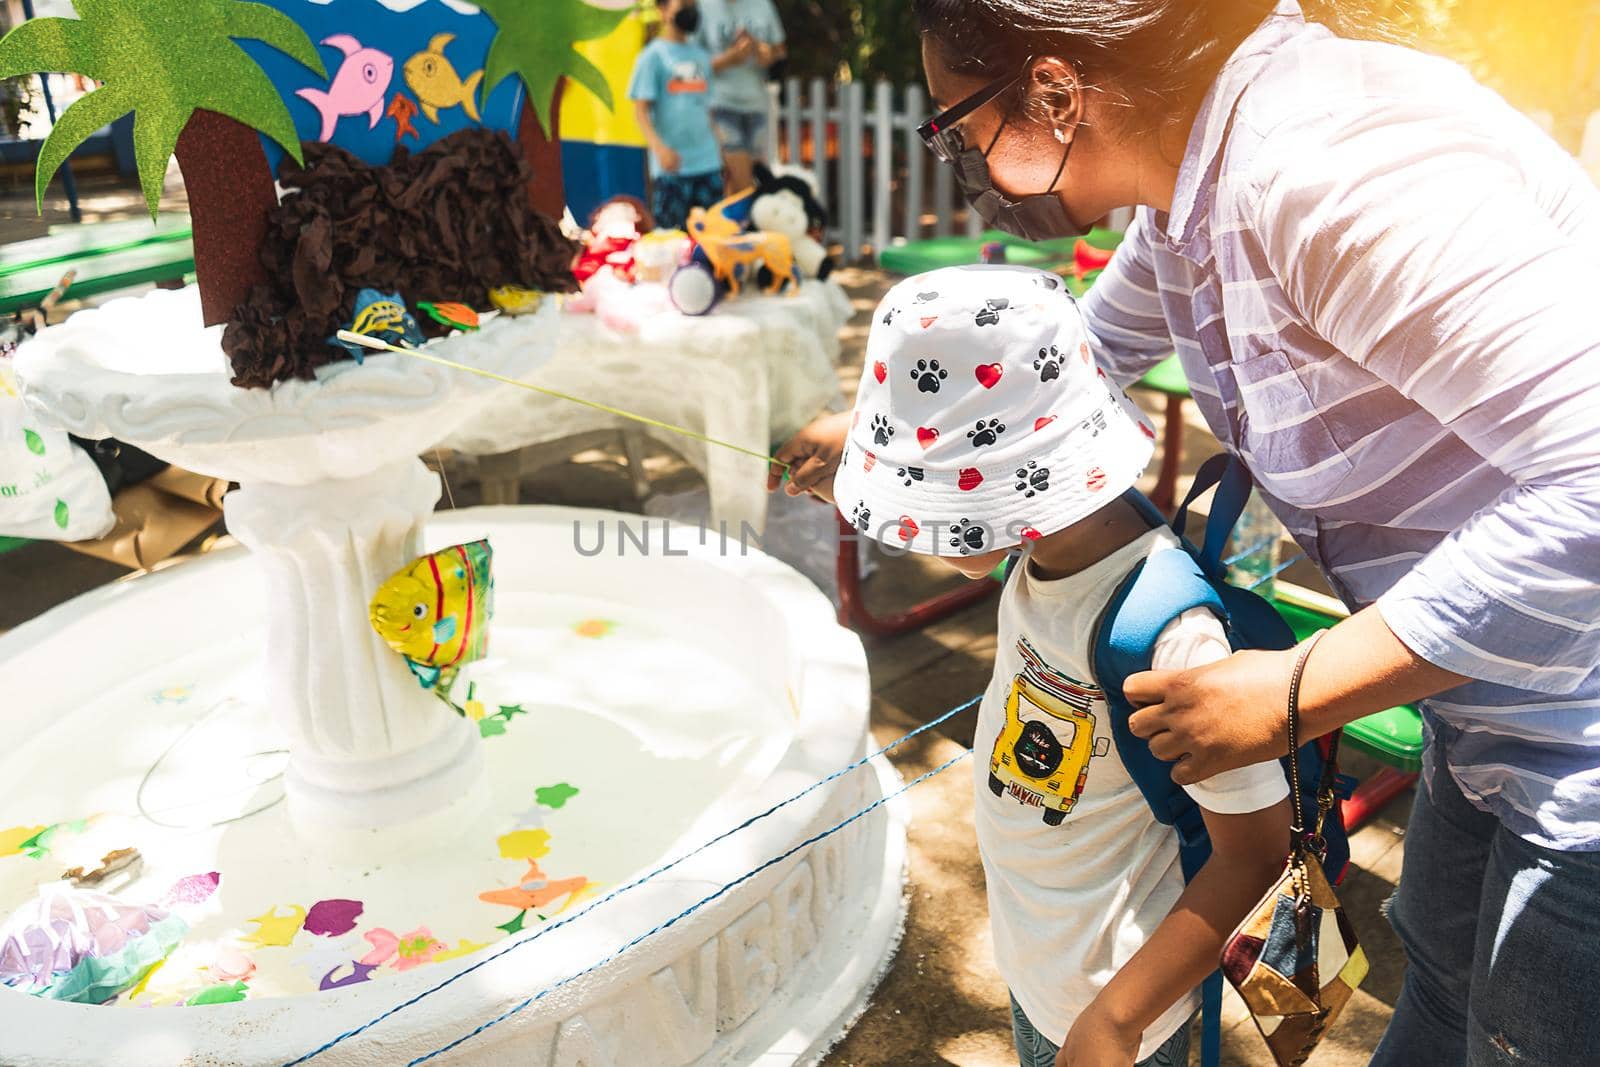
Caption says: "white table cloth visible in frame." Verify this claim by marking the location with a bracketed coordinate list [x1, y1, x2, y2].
[441, 279, 851, 535]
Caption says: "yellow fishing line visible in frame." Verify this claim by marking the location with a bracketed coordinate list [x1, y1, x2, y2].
[337, 331, 790, 472]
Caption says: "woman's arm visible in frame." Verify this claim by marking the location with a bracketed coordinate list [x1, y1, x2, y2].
[1058, 799, 1291, 1065]
[1128, 84, 1600, 779]
[1076, 211, 1178, 389]
[1128, 608, 1466, 784]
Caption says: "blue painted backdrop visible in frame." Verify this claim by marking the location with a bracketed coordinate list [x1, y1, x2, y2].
[239, 0, 525, 178]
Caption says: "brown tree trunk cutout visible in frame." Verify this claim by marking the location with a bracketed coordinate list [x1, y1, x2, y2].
[520, 79, 566, 221]
[175, 110, 276, 328]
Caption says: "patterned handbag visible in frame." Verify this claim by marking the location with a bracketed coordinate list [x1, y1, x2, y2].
[1221, 632, 1368, 1066]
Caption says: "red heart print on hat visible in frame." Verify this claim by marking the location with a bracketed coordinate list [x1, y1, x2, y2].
[958, 468, 983, 491]
[872, 361, 887, 383]
[976, 364, 1003, 389]
[1020, 526, 1042, 541]
[864, 451, 877, 471]
[920, 316, 938, 329]
[1086, 467, 1107, 492]
[1139, 422, 1156, 440]
[917, 426, 940, 449]
[897, 516, 920, 542]
[1033, 416, 1056, 432]
[1079, 342, 1092, 364]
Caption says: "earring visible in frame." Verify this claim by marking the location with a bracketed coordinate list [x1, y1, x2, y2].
[1053, 129, 1067, 144]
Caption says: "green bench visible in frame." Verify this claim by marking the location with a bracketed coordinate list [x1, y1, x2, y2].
[0, 216, 195, 316]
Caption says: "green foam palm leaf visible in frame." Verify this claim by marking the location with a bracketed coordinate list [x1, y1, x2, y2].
[473, 0, 630, 138]
[0, 0, 324, 216]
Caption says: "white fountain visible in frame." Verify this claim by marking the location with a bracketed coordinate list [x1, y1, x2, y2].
[0, 287, 904, 1065]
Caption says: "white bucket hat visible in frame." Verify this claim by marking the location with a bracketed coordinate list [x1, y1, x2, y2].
[833, 264, 1156, 556]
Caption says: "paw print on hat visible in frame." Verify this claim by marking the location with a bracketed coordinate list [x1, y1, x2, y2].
[850, 502, 872, 533]
[910, 359, 948, 394]
[895, 466, 925, 487]
[1014, 461, 1050, 498]
[968, 418, 1006, 449]
[1033, 346, 1061, 383]
[870, 413, 895, 447]
[948, 518, 990, 555]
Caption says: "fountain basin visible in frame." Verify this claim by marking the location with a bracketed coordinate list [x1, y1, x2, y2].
[0, 507, 902, 1065]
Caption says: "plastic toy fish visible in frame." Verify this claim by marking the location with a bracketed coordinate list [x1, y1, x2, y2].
[328, 288, 424, 362]
[370, 540, 493, 701]
[403, 33, 483, 125]
[417, 301, 480, 331]
[488, 286, 544, 316]
[387, 93, 421, 143]
[295, 35, 395, 143]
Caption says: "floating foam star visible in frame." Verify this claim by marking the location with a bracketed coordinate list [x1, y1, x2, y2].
[241, 904, 306, 948]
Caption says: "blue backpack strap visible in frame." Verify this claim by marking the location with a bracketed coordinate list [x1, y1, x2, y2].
[1094, 547, 1225, 879]
[1201, 971, 1223, 1067]
[1171, 452, 1256, 579]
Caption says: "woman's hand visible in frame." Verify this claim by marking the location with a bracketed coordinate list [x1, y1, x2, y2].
[1125, 606, 1468, 785]
[768, 411, 851, 502]
[1056, 1002, 1141, 1067]
[1124, 648, 1297, 786]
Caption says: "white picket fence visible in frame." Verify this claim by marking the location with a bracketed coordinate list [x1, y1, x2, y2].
[763, 77, 1133, 266]
[766, 76, 1600, 268]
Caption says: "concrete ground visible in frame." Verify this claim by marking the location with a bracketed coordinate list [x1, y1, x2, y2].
[0, 179, 1410, 1065]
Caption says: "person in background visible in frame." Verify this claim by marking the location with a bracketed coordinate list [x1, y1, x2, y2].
[694, 0, 786, 194]
[629, 0, 723, 230]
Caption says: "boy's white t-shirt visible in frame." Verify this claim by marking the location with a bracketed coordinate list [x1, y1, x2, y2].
[975, 527, 1288, 1057]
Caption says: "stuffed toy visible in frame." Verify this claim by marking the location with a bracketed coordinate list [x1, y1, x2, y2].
[750, 163, 833, 281]
[572, 196, 654, 287]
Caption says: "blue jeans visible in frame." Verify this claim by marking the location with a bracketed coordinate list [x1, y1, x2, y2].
[1010, 995, 1191, 1067]
[711, 107, 767, 156]
[1373, 760, 1600, 1064]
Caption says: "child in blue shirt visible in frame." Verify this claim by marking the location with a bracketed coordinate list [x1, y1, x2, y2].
[629, 0, 723, 230]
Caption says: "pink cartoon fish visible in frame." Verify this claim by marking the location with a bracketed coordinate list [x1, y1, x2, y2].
[296, 35, 395, 142]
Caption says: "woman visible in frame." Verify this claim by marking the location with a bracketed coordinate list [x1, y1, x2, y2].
[773, 1, 1600, 1062]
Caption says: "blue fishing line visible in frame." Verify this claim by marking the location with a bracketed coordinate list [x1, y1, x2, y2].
[283, 696, 981, 1066]
[408, 748, 974, 1066]
[1247, 553, 1306, 590]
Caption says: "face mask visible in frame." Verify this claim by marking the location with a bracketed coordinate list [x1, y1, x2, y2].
[673, 6, 702, 33]
[952, 119, 1086, 242]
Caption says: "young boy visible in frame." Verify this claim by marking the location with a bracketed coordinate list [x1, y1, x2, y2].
[827, 266, 1292, 1067]
[628, 0, 724, 230]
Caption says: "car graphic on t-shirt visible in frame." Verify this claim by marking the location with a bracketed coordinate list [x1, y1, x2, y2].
[988, 639, 1111, 825]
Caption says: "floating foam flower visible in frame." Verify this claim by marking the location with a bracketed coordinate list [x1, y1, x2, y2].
[360, 926, 445, 971]
[496, 828, 551, 861]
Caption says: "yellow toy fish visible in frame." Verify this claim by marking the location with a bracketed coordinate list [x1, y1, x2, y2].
[370, 541, 493, 700]
[403, 33, 483, 125]
[488, 285, 544, 316]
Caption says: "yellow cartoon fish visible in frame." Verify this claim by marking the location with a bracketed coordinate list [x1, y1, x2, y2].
[403, 33, 483, 125]
[370, 541, 493, 697]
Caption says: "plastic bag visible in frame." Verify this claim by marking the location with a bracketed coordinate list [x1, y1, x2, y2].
[0, 882, 187, 1003]
[0, 361, 115, 541]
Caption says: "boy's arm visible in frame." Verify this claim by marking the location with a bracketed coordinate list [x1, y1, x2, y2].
[1058, 799, 1290, 1065]
[1059, 602, 1289, 1065]
[631, 99, 679, 173]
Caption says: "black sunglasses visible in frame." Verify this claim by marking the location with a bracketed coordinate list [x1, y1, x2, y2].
[917, 59, 1033, 164]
